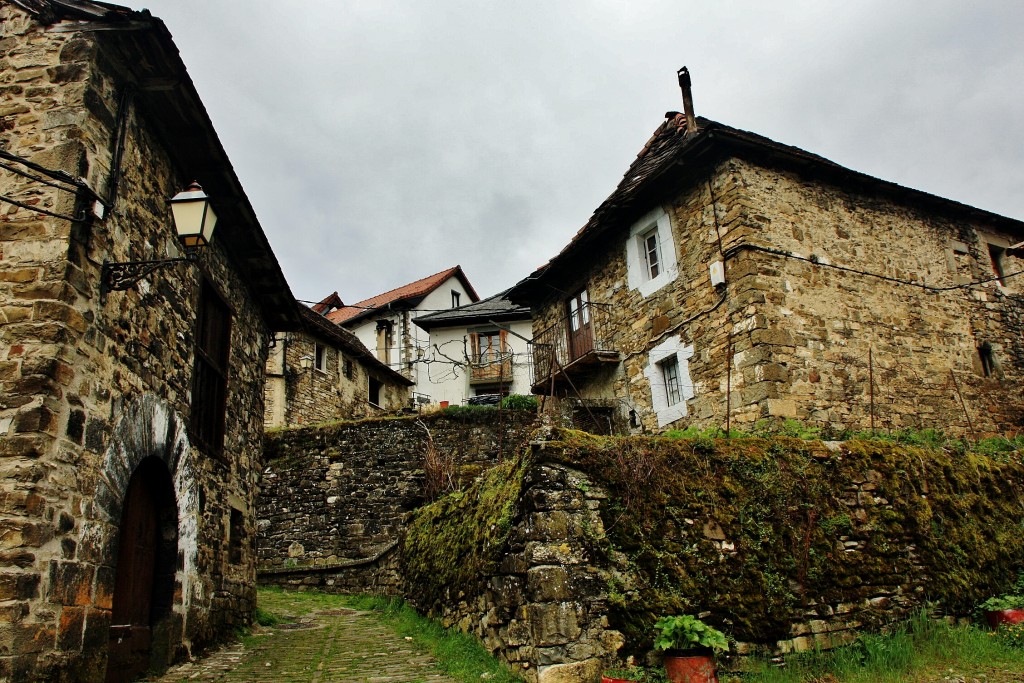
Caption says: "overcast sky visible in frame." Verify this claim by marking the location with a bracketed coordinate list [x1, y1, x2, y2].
[138, 1, 1024, 305]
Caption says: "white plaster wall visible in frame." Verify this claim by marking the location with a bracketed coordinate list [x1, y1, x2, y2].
[415, 318, 533, 405]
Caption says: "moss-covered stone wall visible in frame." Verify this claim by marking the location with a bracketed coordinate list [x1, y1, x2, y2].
[401, 429, 1024, 682]
[256, 410, 537, 592]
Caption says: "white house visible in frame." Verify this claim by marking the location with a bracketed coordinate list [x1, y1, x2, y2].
[413, 291, 533, 405]
[325, 266, 478, 402]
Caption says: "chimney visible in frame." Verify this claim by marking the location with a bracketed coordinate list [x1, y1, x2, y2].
[677, 66, 698, 133]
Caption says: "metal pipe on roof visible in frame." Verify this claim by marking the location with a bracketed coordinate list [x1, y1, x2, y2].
[677, 66, 698, 133]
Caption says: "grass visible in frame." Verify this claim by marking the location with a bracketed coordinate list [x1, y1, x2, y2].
[728, 610, 1024, 683]
[256, 587, 522, 683]
[250, 589, 1024, 683]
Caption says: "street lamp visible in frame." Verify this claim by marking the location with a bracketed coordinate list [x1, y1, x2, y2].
[101, 182, 218, 297]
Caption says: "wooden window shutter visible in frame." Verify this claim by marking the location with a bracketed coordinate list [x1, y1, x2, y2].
[470, 332, 480, 361]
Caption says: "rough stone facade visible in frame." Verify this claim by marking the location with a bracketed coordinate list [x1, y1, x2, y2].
[264, 312, 412, 429]
[256, 411, 538, 592]
[1, 4, 295, 681]
[518, 117, 1024, 436]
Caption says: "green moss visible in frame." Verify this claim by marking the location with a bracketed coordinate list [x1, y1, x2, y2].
[541, 430, 1024, 650]
[401, 452, 531, 609]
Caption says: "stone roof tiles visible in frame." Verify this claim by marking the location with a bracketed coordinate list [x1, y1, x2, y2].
[412, 289, 530, 331]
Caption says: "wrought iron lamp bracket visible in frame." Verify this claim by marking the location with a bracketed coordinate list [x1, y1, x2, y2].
[101, 251, 197, 301]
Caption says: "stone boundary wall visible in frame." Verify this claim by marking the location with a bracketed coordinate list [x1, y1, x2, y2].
[408, 455, 615, 683]
[256, 410, 537, 592]
[402, 433, 1024, 683]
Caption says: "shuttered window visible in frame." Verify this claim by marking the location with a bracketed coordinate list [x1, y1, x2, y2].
[191, 281, 231, 455]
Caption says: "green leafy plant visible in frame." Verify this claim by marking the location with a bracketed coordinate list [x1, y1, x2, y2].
[653, 614, 729, 654]
[500, 394, 539, 411]
[980, 595, 1024, 612]
[602, 666, 647, 681]
[979, 573, 1024, 612]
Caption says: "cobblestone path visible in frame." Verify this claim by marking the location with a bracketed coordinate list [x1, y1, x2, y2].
[150, 607, 459, 683]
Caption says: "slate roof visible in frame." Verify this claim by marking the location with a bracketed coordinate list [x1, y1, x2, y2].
[325, 266, 479, 326]
[18, 0, 300, 329]
[508, 112, 1024, 304]
[412, 289, 530, 331]
[296, 303, 413, 386]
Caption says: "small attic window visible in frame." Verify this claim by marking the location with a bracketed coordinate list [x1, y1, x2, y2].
[451, 290, 461, 308]
[978, 342, 996, 378]
[989, 244, 1008, 285]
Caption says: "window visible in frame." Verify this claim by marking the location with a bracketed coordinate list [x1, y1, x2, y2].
[451, 290, 461, 308]
[368, 376, 382, 407]
[473, 331, 503, 363]
[228, 507, 244, 565]
[660, 355, 683, 406]
[642, 226, 661, 279]
[626, 208, 677, 297]
[192, 281, 231, 454]
[375, 320, 393, 365]
[978, 342, 996, 378]
[643, 338, 694, 427]
[314, 343, 328, 372]
[342, 356, 355, 380]
[989, 244, 1007, 285]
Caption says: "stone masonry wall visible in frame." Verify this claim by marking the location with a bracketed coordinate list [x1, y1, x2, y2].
[1, 8, 272, 680]
[401, 432, 1024, 683]
[532, 156, 1024, 436]
[264, 330, 408, 428]
[256, 411, 537, 592]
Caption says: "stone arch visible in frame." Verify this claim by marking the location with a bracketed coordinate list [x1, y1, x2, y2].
[87, 393, 201, 643]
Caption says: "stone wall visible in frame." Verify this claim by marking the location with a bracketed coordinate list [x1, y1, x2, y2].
[400, 430, 1024, 682]
[256, 410, 538, 592]
[531, 154, 1024, 436]
[264, 330, 409, 428]
[1, 7, 277, 680]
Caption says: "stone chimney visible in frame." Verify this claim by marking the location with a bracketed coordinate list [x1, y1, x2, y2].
[677, 66, 698, 133]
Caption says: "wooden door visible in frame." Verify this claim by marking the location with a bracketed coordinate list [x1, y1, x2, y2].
[566, 289, 593, 361]
[106, 465, 160, 683]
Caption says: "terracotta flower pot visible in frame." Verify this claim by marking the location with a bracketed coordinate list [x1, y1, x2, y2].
[663, 651, 718, 683]
[985, 608, 1024, 629]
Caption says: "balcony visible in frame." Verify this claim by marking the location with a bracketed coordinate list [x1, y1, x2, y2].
[531, 302, 620, 393]
[469, 352, 514, 385]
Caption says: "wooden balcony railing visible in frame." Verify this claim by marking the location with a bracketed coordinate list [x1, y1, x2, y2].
[469, 352, 514, 385]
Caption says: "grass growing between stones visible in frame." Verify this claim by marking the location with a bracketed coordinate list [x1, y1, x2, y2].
[341, 593, 524, 683]
[256, 587, 522, 683]
[731, 611, 1024, 682]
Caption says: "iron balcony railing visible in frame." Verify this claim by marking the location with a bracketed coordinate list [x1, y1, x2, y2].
[532, 302, 618, 390]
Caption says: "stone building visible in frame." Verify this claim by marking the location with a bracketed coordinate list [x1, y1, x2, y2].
[264, 297, 413, 428]
[1, 2, 298, 680]
[412, 290, 533, 406]
[325, 265, 479, 404]
[508, 79, 1024, 435]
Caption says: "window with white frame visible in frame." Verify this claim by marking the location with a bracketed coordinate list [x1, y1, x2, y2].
[643, 337, 694, 427]
[314, 343, 328, 372]
[660, 355, 682, 406]
[626, 207, 677, 297]
[641, 226, 662, 279]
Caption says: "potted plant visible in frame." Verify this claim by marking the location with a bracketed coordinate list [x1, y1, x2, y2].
[980, 573, 1024, 629]
[602, 666, 647, 683]
[653, 615, 729, 683]
[980, 594, 1024, 629]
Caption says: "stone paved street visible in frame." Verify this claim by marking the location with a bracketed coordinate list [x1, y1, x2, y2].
[149, 606, 459, 683]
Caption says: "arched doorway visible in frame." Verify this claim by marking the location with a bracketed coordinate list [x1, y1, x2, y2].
[106, 457, 179, 683]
